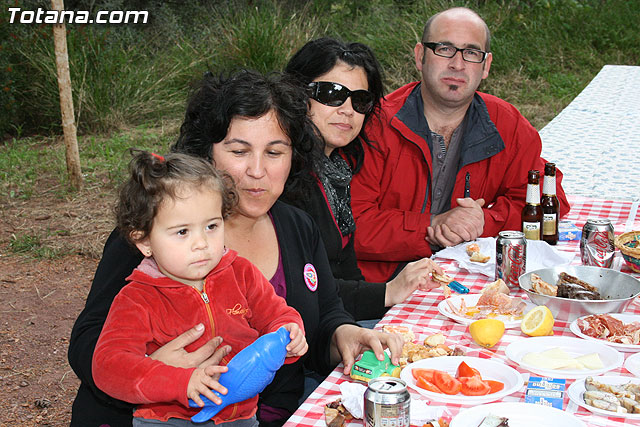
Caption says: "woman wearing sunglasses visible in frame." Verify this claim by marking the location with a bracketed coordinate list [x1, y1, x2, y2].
[283, 37, 444, 323]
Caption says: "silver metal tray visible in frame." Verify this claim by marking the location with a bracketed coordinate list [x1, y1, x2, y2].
[518, 265, 640, 321]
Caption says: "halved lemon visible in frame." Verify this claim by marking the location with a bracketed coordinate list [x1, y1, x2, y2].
[520, 305, 554, 336]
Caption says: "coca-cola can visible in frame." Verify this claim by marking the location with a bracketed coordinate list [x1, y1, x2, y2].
[580, 219, 615, 267]
[495, 231, 527, 288]
[364, 377, 410, 427]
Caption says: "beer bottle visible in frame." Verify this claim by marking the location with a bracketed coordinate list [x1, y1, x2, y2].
[522, 169, 543, 240]
[541, 162, 560, 245]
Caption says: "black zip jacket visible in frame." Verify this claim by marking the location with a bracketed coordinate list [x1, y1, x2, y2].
[290, 181, 387, 320]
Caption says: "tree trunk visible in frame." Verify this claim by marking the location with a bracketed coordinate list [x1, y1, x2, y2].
[51, 0, 82, 189]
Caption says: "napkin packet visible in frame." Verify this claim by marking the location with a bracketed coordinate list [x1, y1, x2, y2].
[524, 376, 566, 409]
[337, 382, 450, 424]
[559, 220, 582, 241]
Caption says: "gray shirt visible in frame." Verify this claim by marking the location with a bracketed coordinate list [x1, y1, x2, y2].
[413, 89, 467, 215]
[429, 123, 465, 216]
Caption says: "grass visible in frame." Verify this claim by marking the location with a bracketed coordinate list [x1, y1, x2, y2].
[8, 233, 61, 259]
[0, 125, 174, 200]
[78, 124, 177, 186]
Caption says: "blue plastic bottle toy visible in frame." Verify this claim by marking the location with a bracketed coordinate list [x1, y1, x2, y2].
[188, 326, 290, 423]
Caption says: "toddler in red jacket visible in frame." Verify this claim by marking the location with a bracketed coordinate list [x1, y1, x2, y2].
[92, 150, 307, 426]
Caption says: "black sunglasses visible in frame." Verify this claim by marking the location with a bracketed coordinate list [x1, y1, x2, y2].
[308, 81, 375, 114]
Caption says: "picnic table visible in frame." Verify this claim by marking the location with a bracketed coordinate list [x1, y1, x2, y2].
[284, 194, 640, 427]
[539, 65, 640, 202]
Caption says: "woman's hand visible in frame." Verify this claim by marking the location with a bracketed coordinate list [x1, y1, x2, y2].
[283, 323, 308, 357]
[149, 323, 231, 369]
[330, 324, 404, 375]
[384, 258, 444, 306]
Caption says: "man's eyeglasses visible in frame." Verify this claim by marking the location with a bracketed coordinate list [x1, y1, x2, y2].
[422, 42, 487, 63]
[308, 81, 375, 115]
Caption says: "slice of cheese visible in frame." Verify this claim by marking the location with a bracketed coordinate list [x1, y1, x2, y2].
[576, 353, 604, 370]
[538, 347, 572, 360]
[522, 352, 573, 370]
[521, 347, 603, 371]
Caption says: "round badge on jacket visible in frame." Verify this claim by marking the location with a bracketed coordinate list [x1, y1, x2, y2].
[303, 263, 318, 292]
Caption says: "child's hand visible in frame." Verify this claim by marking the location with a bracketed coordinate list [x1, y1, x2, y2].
[186, 365, 228, 407]
[283, 323, 308, 357]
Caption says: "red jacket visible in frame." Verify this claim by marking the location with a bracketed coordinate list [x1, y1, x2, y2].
[92, 250, 303, 423]
[351, 82, 570, 282]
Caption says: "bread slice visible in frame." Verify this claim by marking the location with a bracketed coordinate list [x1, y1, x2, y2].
[324, 406, 345, 427]
[482, 278, 510, 295]
[432, 272, 454, 284]
[324, 400, 353, 427]
[530, 273, 557, 296]
[469, 251, 490, 263]
[466, 243, 481, 256]
[382, 325, 415, 342]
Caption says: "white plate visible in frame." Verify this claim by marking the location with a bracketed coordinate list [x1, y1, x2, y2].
[567, 375, 640, 419]
[626, 353, 640, 377]
[505, 336, 623, 379]
[437, 293, 536, 329]
[399, 356, 523, 404]
[451, 402, 586, 427]
[570, 313, 640, 352]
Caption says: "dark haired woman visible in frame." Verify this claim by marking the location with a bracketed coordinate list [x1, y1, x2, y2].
[68, 70, 403, 427]
[283, 37, 444, 323]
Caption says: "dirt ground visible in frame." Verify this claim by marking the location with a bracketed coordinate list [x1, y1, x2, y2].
[0, 180, 116, 426]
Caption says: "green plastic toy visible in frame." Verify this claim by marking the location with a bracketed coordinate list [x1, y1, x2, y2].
[350, 350, 401, 383]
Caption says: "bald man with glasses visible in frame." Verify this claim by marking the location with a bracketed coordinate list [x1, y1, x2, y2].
[350, 7, 570, 283]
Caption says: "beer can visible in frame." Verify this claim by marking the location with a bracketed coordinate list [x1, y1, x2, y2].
[364, 377, 410, 427]
[495, 231, 527, 289]
[580, 219, 615, 268]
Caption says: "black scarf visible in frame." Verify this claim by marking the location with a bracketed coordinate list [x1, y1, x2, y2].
[319, 152, 356, 236]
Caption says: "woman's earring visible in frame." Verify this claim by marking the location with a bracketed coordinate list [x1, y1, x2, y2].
[147, 250, 152, 256]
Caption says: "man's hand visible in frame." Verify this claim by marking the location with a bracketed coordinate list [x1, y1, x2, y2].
[426, 198, 485, 247]
[149, 323, 231, 370]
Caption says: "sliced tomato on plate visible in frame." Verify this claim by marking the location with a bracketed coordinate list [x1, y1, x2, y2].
[456, 361, 481, 379]
[412, 368, 436, 382]
[485, 379, 505, 394]
[416, 376, 441, 393]
[432, 370, 462, 395]
[459, 375, 491, 396]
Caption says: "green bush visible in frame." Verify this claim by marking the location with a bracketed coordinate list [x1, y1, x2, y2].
[3, 8, 207, 134]
[1, 0, 639, 137]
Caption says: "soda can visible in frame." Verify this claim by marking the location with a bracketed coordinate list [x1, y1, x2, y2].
[364, 377, 410, 427]
[495, 231, 527, 289]
[580, 219, 615, 268]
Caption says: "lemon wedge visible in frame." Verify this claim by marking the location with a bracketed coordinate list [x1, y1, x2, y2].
[469, 318, 505, 348]
[521, 305, 554, 336]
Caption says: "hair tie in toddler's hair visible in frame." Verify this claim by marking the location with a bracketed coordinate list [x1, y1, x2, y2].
[341, 49, 354, 58]
[341, 47, 366, 58]
[150, 152, 165, 162]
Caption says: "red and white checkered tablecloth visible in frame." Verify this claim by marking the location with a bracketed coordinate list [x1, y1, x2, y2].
[284, 195, 640, 427]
